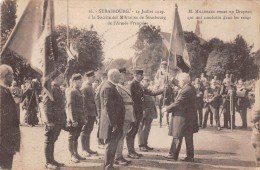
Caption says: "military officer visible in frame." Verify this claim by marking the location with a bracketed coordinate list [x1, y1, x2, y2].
[236, 79, 250, 129]
[126, 69, 163, 159]
[66, 74, 86, 163]
[115, 68, 135, 166]
[202, 82, 221, 130]
[194, 78, 204, 127]
[80, 71, 98, 157]
[138, 76, 158, 152]
[42, 75, 67, 169]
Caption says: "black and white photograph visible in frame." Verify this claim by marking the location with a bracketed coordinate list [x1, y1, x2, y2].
[0, 0, 260, 169]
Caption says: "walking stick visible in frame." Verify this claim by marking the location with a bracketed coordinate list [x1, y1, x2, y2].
[230, 90, 234, 132]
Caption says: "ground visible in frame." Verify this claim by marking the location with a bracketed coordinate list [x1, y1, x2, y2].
[13, 110, 256, 170]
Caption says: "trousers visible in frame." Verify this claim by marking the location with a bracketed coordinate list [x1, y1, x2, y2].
[115, 121, 131, 159]
[0, 151, 14, 169]
[138, 117, 153, 147]
[44, 124, 62, 163]
[81, 116, 96, 151]
[126, 114, 142, 153]
[104, 131, 121, 170]
[169, 133, 194, 160]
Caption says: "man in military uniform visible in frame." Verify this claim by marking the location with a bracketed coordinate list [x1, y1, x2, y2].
[138, 76, 158, 152]
[66, 74, 86, 163]
[115, 68, 135, 165]
[236, 79, 250, 129]
[95, 72, 107, 148]
[194, 78, 204, 127]
[202, 82, 221, 130]
[200, 73, 208, 84]
[81, 71, 98, 157]
[220, 80, 236, 129]
[126, 69, 163, 159]
[0, 64, 20, 169]
[42, 75, 67, 169]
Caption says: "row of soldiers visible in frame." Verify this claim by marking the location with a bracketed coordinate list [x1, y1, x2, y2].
[41, 67, 164, 170]
[193, 73, 251, 130]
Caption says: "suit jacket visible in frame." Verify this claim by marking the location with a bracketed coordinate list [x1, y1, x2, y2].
[81, 82, 97, 117]
[166, 83, 199, 138]
[129, 79, 163, 119]
[0, 85, 20, 154]
[99, 81, 125, 140]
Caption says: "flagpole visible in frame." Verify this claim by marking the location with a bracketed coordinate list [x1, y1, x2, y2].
[66, 0, 69, 46]
[162, 4, 177, 110]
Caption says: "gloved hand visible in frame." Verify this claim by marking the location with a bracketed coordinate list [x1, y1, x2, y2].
[45, 123, 54, 131]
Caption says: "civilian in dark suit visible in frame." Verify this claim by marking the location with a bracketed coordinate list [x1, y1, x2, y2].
[126, 69, 163, 159]
[162, 73, 199, 162]
[81, 71, 98, 157]
[99, 69, 125, 170]
[0, 64, 20, 169]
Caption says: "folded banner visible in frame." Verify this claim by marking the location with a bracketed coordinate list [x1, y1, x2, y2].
[169, 4, 191, 73]
[2, 0, 59, 101]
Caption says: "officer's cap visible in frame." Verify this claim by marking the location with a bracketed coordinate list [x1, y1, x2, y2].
[119, 67, 126, 73]
[71, 73, 82, 81]
[161, 61, 167, 65]
[134, 69, 143, 75]
[85, 71, 95, 77]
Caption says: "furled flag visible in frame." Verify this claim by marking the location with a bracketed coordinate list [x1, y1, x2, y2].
[1, 0, 59, 101]
[66, 43, 78, 61]
[169, 4, 191, 73]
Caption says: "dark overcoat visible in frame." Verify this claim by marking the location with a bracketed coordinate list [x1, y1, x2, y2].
[99, 81, 125, 140]
[166, 83, 199, 138]
[0, 85, 20, 154]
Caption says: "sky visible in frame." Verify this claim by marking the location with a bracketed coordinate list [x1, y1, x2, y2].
[16, 0, 260, 60]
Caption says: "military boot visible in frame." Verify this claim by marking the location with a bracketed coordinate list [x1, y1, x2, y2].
[86, 135, 98, 155]
[69, 140, 79, 163]
[74, 141, 86, 160]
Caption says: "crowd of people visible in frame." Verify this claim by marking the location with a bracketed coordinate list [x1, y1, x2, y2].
[0, 62, 259, 170]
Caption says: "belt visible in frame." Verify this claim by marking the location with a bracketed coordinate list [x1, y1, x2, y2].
[124, 102, 133, 105]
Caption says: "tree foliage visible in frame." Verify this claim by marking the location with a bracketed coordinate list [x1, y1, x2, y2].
[133, 25, 164, 77]
[55, 25, 104, 75]
[205, 35, 259, 80]
[1, 0, 17, 49]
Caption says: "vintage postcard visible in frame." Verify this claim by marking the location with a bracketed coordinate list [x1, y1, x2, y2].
[0, 0, 260, 169]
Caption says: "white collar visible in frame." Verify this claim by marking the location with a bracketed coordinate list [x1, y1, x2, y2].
[108, 80, 117, 86]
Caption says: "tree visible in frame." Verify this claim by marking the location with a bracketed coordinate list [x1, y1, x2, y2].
[132, 24, 164, 78]
[1, 0, 17, 50]
[184, 31, 208, 79]
[55, 25, 104, 76]
[205, 35, 259, 80]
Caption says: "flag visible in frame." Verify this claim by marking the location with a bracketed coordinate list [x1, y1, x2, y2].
[1, 0, 59, 101]
[66, 43, 78, 61]
[169, 4, 191, 73]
